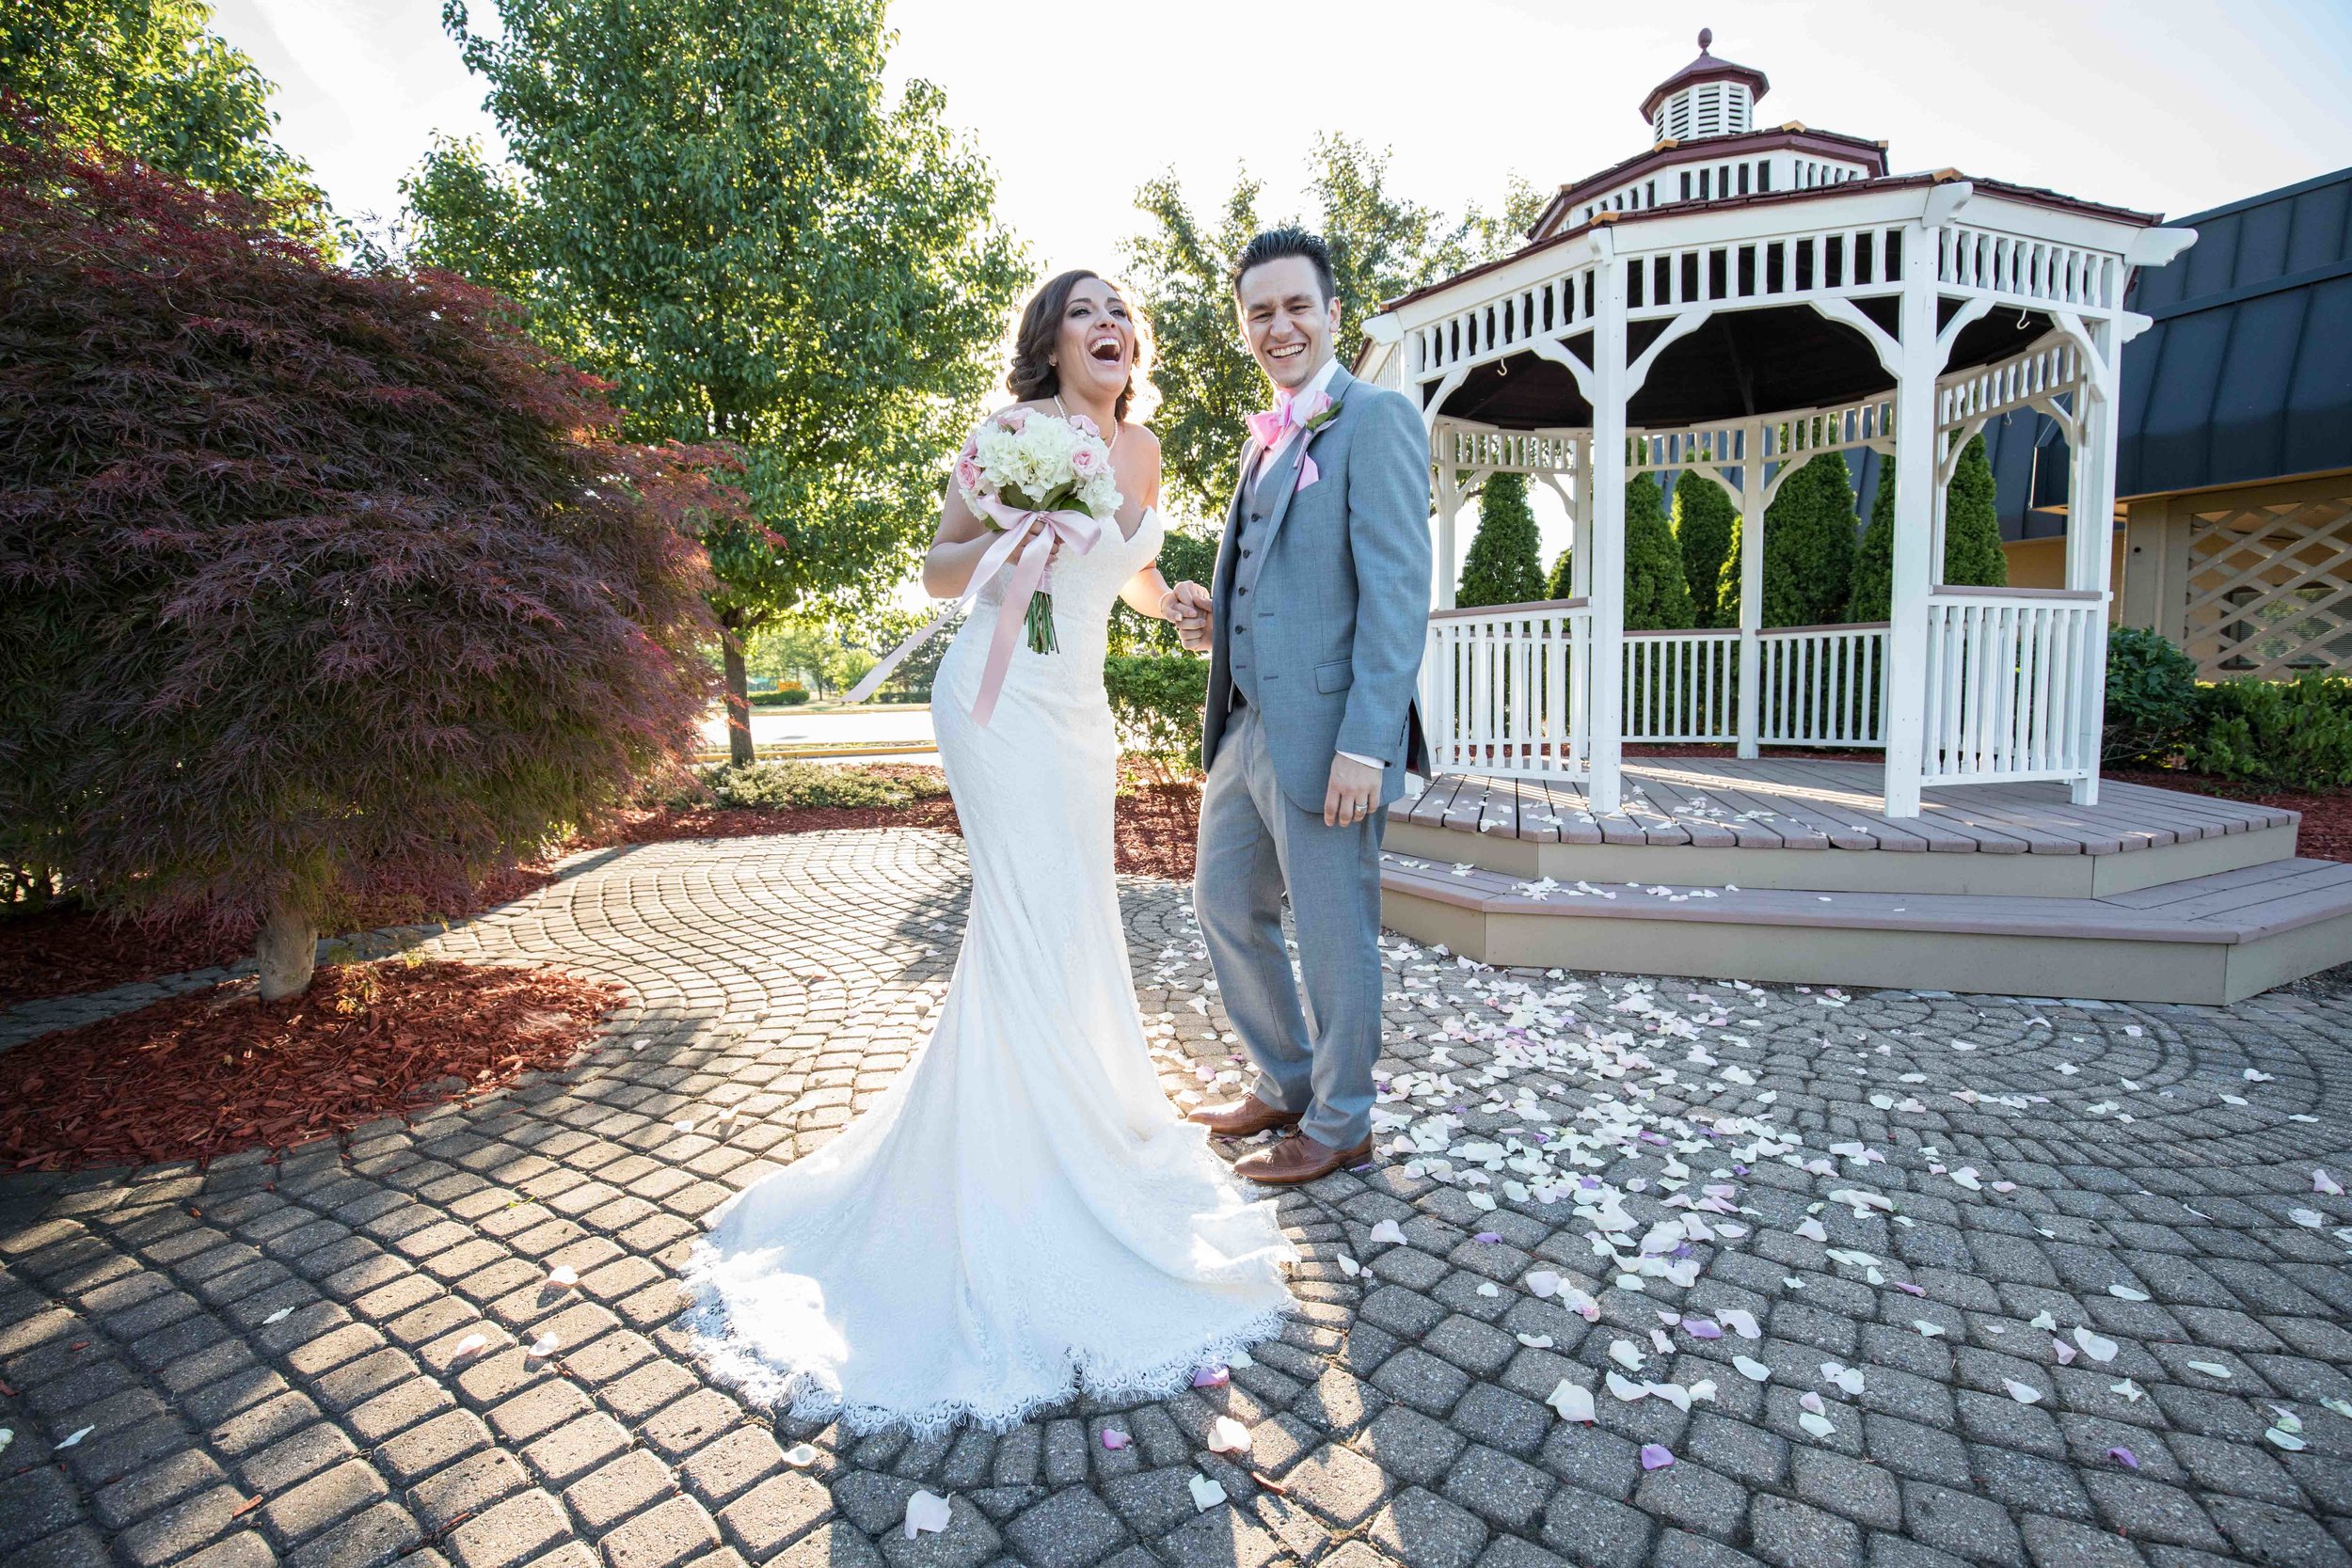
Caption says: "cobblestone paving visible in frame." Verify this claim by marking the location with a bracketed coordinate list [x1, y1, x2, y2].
[3, 828, 2350, 1568]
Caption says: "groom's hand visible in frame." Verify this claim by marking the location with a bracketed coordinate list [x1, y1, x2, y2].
[1324, 753, 1382, 828]
[1168, 580, 1214, 653]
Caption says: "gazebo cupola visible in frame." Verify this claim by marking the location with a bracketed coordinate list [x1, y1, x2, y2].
[1532, 30, 1887, 236]
[1643, 29, 1765, 142]
[1358, 29, 2198, 819]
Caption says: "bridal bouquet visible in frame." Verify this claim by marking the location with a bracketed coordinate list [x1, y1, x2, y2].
[954, 408, 1123, 655]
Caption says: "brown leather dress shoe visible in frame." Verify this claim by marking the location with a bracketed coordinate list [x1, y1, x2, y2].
[1231, 1132, 1375, 1186]
[1187, 1095, 1302, 1138]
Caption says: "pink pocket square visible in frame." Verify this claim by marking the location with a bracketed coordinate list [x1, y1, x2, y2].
[1296, 453, 1320, 492]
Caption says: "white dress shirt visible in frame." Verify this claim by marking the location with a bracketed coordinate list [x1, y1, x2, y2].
[1250, 356, 1384, 776]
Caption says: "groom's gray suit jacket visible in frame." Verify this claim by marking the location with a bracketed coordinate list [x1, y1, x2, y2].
[1201, 364, 1433, 811]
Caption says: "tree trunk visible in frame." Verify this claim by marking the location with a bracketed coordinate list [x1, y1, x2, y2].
[256, 895, 320, 1000]
[720, 620, 755, 768]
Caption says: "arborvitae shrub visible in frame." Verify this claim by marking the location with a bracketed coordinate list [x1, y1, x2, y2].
[1457, 471, 1547, 608]
[1672, 469, 1737, 627]
[1623, 473, 1694, 630]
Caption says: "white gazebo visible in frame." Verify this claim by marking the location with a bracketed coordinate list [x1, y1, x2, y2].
[1359, 29, 2195, 818]
[1351, 34, 2352, 1004]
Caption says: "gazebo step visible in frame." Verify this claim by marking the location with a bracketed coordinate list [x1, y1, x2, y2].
[1377, 856, 2352, 1006]
[1387, 762, 2299, 898]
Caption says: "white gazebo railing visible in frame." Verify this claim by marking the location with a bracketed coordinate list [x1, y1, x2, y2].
[1435, 617, 1889, 775]
[1759, 624, 1887, 747]
[1422, 599, 1590, 777]
[1920, 587, 2103, 784]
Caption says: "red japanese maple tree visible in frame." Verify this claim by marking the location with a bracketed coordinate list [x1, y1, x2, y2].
[0, 133, 741, 997]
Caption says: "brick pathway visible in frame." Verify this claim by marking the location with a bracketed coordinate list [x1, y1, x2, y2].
[2, 828, 2349, 1568]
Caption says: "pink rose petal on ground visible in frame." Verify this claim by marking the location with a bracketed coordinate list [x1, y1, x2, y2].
[1101, 1430, 1132, 1450]
[1640, 1444, 1676, 1470]
[1191, 1366, 1230, 1388]
[2109, 1447, 2139, 1469]
[1895, 1281, 1927, 1297]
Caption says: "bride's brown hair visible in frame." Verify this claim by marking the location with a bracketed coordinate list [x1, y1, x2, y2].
[1006, 269, 1159, 424]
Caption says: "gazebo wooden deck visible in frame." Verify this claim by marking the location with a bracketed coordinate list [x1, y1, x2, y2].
[1378, 760, 2352, 1005]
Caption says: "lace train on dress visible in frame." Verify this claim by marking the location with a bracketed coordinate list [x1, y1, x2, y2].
[683, 508, 1299, 1434]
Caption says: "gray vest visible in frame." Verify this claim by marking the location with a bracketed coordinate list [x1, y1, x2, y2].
[1228, 451, 1289, 708]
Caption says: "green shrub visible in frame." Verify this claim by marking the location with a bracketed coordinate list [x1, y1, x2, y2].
[748, 682, 811, 707]
[1111, 525, 1219, 655]
[1546, 546, 1574, 600]
[686, 761, 946, 812]
[2185, 673, 2352, 790]
[1104, 653, 1209, 777]
[1457, 472, 1546, 608]
[1849, 457, 1897, 623]
[1728, 451, 1855, 627]
[1624, 473, 1694, 630]
[1672, 469, 1737, 627]
[1943, 435, 2007, 589]
[2102, 627, 2201, 767]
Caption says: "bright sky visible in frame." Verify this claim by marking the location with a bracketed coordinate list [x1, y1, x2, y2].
[214, 0, 2352, 565]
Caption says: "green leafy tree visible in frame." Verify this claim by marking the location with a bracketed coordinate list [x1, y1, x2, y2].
[1125, 136, 1542, 517]
[1546, 546, 1575, 600]
[1724, 452, 1856, 627]
[1624, 474, 1694, 629]
[404, 0, 1025, 764]
[1457, 473, 1545, 607]
[1672, 469, 1737, 627]
[1849, 436, 2010, 620]
[2, 0, 329, 242]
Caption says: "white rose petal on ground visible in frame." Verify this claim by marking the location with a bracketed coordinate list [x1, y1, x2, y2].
[57, 1425, 93, 1449]
[1799, 1411, 1837, 1439]
[1207, 1417, 1252, 1454]
[2186, 1360, 2233, 1378]
[1733, 1356, 1772, 1383]
[262, 1307, 294, 1325]
[2004, 1380, 2043, 1404]
[548, 1265, 579, 1288]
[1548, 1380, 1597, 1422]
[2074, 1327, 2119, 1363]
[905, 1491, 952, 1537]
[2108, 1285, 2151, 1302]
[528, 1333, 560, 1358]
[784, 1443, 820, 1466]
[1189, 1474, 1228, 1512]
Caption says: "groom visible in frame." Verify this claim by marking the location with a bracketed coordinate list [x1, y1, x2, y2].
[1168, 228, 1432, 1185]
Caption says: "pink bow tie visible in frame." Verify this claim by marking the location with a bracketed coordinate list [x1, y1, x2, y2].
[1246, 387, 1332, 451]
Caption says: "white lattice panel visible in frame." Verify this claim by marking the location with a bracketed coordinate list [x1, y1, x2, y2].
[2183, 498, 2352, 678]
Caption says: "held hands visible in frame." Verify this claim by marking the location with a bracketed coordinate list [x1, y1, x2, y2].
[1163, 580, 1214, 653]
[1324, 753, 1382, 828]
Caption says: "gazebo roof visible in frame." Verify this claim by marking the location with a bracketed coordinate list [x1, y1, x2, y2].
[1529, 124, 1890, 243]
[1638, 29, 1769, 123]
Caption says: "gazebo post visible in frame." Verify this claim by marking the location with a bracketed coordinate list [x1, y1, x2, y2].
[1735, 423, 1767, 760]
[1571, 436, 1594, 598]
[1587, 268, 1630, 816]
[1434, 460, 1462, 611]
[2066, 318, 2121, 805]
[1880, 229, 1942, 818]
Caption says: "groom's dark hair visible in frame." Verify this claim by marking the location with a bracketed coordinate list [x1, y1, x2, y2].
[1233, 228, 1337, 305]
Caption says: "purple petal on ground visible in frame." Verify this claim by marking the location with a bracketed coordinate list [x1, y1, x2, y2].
[2109, 1447, 2139, 1469]
[1733, 1164, 1749, 1176]
[1192, 1367, 1230, 1388]
[1640, 1444, 1676, 1470]
[1474, 1232, 1502, 1244]
[1895, 1281, 1926, 1297]
[1684, 1319, 1724, 1339]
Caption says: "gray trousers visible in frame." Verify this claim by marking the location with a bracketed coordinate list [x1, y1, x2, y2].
[1193, 702, 1386, 1148]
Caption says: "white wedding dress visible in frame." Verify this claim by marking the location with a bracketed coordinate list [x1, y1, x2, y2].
[686, 506, 1299, 1434]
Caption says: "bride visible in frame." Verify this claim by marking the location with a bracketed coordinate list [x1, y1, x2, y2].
[686, 271, 1299, 1434]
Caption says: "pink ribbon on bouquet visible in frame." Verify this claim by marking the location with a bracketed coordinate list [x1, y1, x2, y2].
[843, 496, 1101, 727]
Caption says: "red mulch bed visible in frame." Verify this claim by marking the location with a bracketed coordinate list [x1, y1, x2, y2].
[2106, 768, 2352, 862]
[0, 863, 559, 1011]
[579, 766, 1205, 881]
[0, 959, 625, 1171]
